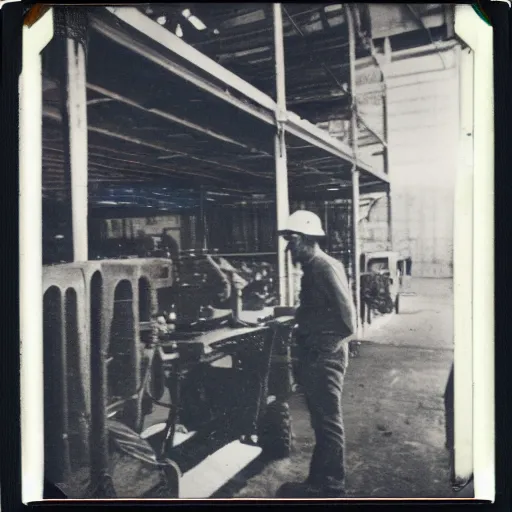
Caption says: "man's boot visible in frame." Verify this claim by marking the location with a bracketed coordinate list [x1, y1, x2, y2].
[276, 482, 347, 498]
[276, 480, 316, 498]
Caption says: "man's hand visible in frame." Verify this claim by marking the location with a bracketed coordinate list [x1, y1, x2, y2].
[218, 280, 231, 301]
[231, 272, 248, 290]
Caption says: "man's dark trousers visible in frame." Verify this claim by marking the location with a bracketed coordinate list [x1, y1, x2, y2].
[297, 336, 349, 493]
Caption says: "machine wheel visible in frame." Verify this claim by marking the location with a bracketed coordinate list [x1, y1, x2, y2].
[159, 459, 181, 498]
[141, 393, 154, 417]
[258, 401, 292, 459]
[149, 349, 165, 401]
[395, 295, 400, 314]
[140, 349, 166, 419]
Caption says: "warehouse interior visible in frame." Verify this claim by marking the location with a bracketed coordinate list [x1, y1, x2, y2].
[23, 2, 471, 500]
[40, 3, 458, 281]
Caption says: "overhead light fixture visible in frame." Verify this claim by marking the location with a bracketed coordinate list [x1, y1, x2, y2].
[176, 24, 183, 38]
[182, 8, 207, 30]
[188, 15, 207, 30]
[157, 154, 181, 160]
[213, 28, 220, 35]
[157, 15, 167, 25]
[325, 4, 342, 13]
[328, 187, 339, 191]
[207, 191, 230, 197]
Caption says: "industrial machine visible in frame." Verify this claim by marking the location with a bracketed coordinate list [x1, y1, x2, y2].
[42, 257, 295, 499]
[360, 251, 404, 324]
[155, 251, 279, 328]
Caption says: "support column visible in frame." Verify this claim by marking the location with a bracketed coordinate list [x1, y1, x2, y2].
[346, 5, 362, 334]
[273, 3, 293, 306]
[453, 41, 475, 488]
[19, 8, 54, 503]
[351, 170, 361, 333]
[199, 185, 206, 251]
[324, 201, 329, 252]
[382, 38, 392, 251]
[386, 186, 393, 250]
[56, 9, 89, 262]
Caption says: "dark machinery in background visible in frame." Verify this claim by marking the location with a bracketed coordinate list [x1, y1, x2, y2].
[360, 251, 407, 327]
[160, 251, 279, 328]
[43, 258, 295, 499]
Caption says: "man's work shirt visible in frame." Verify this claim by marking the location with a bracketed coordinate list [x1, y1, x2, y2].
[296, 249, 357, 350]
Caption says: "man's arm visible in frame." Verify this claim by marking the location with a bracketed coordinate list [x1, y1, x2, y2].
[206, 255, 232, 300]
[320, 263, 357, 335]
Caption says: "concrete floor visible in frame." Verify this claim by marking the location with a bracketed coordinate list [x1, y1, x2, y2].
[212, 278, 473, 499]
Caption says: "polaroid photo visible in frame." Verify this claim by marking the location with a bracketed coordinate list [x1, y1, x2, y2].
[19, 2, 494, 503]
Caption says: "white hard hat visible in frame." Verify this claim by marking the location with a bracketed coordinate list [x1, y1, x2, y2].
[279, 210, 326, 237]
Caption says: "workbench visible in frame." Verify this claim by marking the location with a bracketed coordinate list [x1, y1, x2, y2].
[154, 314, 295, 459]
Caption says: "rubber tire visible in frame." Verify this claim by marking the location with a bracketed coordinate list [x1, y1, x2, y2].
[258, 401, 292, 459]
[149, 350, 165, 401]
[141, 393, 154, 417]
[395, 295, 400, 314]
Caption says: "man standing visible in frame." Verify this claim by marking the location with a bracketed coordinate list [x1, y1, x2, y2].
[160, 228, 180, 260]
[136, 229, 155, 257]
[277, 210, 357, 498]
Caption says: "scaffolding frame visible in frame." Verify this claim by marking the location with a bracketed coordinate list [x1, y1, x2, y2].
[39, 4, 390, 314]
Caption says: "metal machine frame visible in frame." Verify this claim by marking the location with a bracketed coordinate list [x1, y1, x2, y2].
[360, 250, 404, 325]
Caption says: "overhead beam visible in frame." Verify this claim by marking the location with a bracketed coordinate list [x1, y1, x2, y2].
[92, 8, 387, 184]
[43, 129, 343, 193]
[84, 85, 339, 179]
[106, 6, 276, 111]
[43, 107, 273, 180]
[44, 144, 230, 182]
[44, 153, 191, 182]
[87, 83, 263, 152]
[90, 14, 276, 124]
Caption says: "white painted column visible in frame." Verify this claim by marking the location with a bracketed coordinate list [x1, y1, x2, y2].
[454, 5, 495, 499]
[346, 5, 362, 335]
[454, 6, 495, 499]
[65, 37, 89, 261]
[19, 9, 54, 504]
[381, 58, 392, 251]
[452, 42, 474, 488]
[273, 3, 293, 306]
[351, 169, 361, 335]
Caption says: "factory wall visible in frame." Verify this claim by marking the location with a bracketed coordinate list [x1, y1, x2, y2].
[387, 43, 459, 278]
[356, 42, 460, 278]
